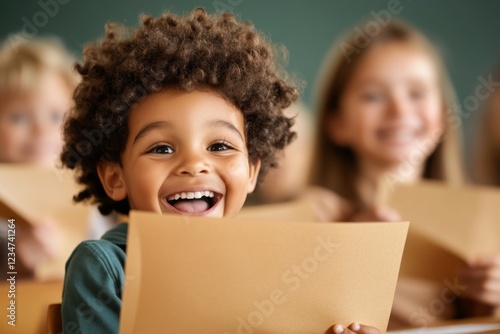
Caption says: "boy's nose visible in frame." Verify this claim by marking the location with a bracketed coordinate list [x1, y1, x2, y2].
[175, 151, 210, 176]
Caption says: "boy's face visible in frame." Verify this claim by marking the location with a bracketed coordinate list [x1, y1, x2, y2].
[98, 87, 260, 218]
[0, 72, 71, 165]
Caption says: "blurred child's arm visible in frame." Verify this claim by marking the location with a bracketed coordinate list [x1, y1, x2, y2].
[300, 186, 355, 222]
[300, 186, 401, 223]
[62, 241, 124, 333]
[349, 206, 401, 222]
[17, 218, 61, 271]
[330, 323, 380, 334]
[458, 254, 500, 309]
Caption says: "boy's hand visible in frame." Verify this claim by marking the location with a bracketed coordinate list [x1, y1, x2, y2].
[458, 254, 500, 306]
[17, 217, 61, 270]
[349, 205, 401, 222]
[331, 323, 380, 334]
[300, 186, 354, 222]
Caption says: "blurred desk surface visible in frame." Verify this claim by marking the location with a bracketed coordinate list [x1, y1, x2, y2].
[0, 279, 63, 334]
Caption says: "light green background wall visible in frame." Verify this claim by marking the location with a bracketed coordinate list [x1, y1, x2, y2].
[2, 0, 500, 164]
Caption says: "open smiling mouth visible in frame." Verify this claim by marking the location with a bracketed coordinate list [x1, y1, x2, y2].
[164, 191, 222, 214]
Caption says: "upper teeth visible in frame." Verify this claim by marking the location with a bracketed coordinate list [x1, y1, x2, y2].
[167, 191, 215, 201]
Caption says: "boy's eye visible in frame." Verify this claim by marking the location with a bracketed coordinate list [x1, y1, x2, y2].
[148, 145, 174, 154]
[208, 142, 233, 152]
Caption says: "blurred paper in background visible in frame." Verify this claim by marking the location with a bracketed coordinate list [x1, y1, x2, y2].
[387, 181, 500, 263]
[0, 165, 90, 279]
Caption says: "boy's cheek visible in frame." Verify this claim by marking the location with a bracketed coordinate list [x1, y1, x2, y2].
[224, 159, 249, 177]
[221, 160, 254, 216]
[223, 193, 246, 218]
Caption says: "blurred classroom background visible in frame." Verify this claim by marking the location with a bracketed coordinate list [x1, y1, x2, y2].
[1, 2, 500, 332]
[1, 0, 500, 174]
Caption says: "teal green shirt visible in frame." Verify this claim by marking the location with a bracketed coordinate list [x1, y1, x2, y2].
[62, 223, 128, 334]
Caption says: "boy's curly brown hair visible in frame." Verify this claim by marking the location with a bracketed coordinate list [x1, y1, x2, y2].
[60, 8, 299, 215]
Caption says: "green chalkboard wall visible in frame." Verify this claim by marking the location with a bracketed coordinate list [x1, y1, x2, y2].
[1, 0, 500, 160]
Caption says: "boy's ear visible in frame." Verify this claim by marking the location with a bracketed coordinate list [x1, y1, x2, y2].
[96, 162, 128, 201]
[247, 159, 261, 193]
[326, 111, 350, 146]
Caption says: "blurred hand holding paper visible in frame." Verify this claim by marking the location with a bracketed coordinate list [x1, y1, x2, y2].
[237, 200, 316, 222]
[120, 211, 409, 334]
[386, 181, 500, 263]
[382, 182, 497, 326]
[0, 164, 90, 279]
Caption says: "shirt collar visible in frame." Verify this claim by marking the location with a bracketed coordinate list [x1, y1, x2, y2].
[101, 222, 128, 246]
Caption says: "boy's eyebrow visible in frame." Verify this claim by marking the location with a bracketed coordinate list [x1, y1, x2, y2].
[133, 121, 173, 144]
[206, 119, 244, 141]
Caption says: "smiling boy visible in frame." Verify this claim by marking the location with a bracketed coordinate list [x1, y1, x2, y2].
[60, 8, 378, 334]
[102, 88, 259, 217]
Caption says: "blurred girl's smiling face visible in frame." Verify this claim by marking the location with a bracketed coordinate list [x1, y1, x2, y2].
[329, 42, 444, 168]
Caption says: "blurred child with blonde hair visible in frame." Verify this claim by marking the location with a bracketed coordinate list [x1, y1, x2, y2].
[0, 36, 79, 277]
[0, 37, 78, 165]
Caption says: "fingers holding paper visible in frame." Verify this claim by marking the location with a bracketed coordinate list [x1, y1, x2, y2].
[330, 323, 380, 334]
[459, 254, 500, 306]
